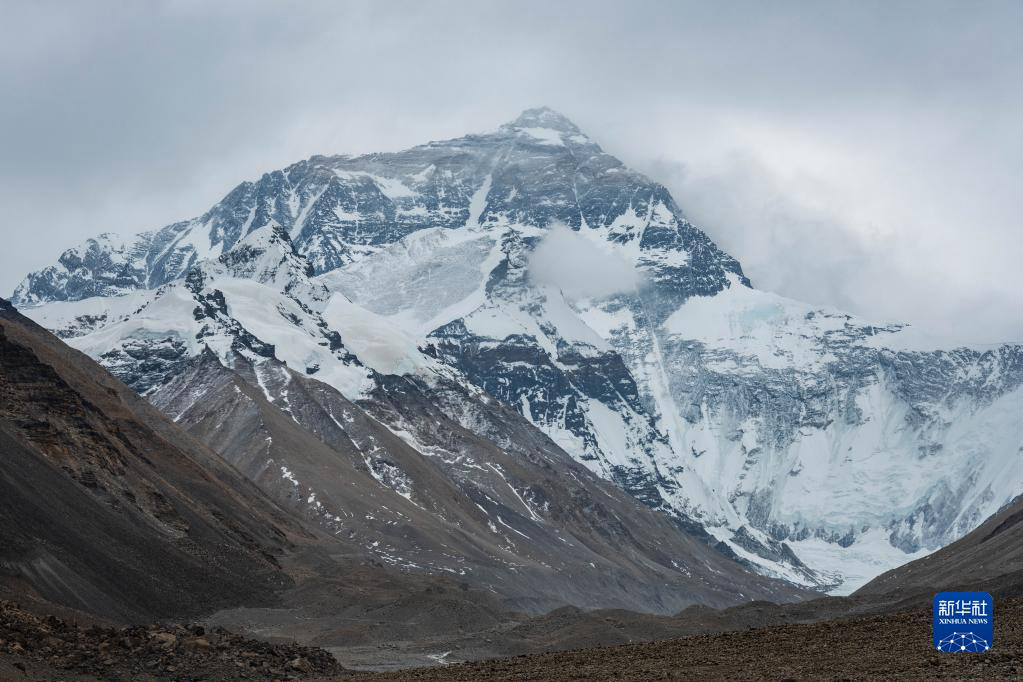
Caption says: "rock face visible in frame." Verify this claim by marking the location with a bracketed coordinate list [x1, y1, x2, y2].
[13, 108, 1023, 593]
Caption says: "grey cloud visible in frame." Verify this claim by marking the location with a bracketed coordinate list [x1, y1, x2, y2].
[529, 223, 640, 300]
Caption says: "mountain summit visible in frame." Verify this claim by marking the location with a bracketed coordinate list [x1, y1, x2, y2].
[12, 110, 1023, 594]
[505, 106, 583, 132]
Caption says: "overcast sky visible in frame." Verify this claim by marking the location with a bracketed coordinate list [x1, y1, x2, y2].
[3, 1, 1021, 341]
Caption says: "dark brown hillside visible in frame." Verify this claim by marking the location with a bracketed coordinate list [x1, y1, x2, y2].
[0, 298, 304, 622]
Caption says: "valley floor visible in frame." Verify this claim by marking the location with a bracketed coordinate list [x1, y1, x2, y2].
[5, 595, 1022, 680]
[355, 597, 1023, 681]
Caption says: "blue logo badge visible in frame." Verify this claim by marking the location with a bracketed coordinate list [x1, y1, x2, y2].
[933, 592, 993, 652]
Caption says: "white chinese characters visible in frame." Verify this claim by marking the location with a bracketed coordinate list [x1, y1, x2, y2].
[937, 599, 988, 618]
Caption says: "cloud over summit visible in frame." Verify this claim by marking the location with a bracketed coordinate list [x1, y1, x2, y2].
[528, 224, 640, 300]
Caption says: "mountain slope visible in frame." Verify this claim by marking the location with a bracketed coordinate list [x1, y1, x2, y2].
[12, 107, 1023, 593]
[148, 348, 807, 613]
[0, 298, 299, 622]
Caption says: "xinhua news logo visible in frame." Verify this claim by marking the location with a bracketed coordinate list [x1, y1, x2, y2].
[933, 591, 993, 652]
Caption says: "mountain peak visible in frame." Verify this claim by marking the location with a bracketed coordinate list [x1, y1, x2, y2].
[506, 107, 580, 133]
[215, 224, 321, 298]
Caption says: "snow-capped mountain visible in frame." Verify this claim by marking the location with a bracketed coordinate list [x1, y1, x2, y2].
[13, 107, 1023, 593]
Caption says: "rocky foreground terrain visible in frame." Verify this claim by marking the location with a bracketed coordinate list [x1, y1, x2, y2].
[4, 596, 1020, 681]
[0, 600, 341, 681]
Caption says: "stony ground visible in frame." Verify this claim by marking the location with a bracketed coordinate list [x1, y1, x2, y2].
[358, 597, 1023, 681]
[5, 597, 1021, 680]
[0, 600, 343, 681]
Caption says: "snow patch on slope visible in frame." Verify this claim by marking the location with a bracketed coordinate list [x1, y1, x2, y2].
[321, 294, 430, 376]
[517, 127, 565, 146]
